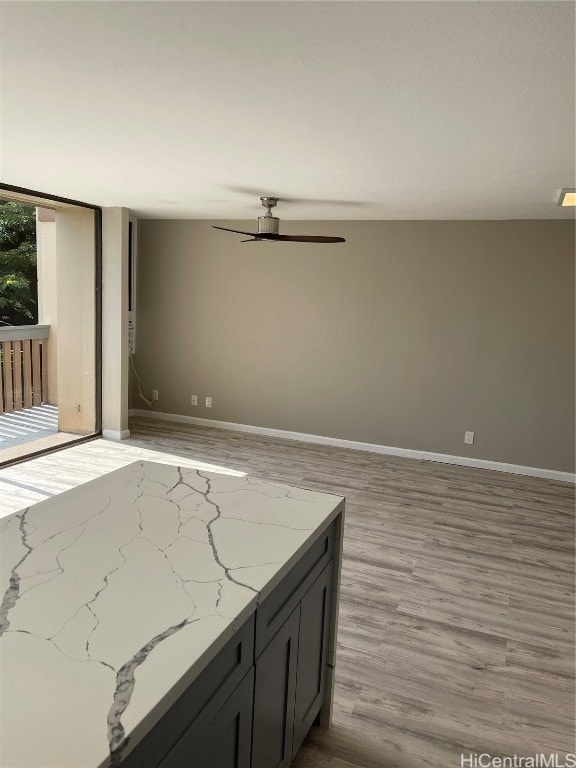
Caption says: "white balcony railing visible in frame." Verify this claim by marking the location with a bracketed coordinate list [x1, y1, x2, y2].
[0, 325, 50, 413]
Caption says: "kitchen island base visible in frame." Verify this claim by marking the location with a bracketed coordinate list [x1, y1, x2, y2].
[120, 515, 343, 768]
[0, 462, 344, 768]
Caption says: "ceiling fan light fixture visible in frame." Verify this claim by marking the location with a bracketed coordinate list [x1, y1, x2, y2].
[558, 188, 576, 206]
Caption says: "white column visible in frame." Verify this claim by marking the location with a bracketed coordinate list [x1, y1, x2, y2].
[36, 207, 58, 405]
[101, 207, 130, 440]
[55, 208, 97, 434]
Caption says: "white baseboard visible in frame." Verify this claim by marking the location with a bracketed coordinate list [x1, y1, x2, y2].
[129, 409, 575, 484]
[102, 429, 131, 441]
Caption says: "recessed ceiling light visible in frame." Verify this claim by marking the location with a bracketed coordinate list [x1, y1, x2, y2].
[558, 188, 576, 206]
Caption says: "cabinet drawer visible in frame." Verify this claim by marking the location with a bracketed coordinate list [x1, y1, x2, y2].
[119, 614, 255, 767]
[255, 523, 334, 657]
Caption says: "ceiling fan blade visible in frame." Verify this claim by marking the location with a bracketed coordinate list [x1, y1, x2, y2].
[212, 225, 345, 244]
[212, 225, 260, 236]
[268, 234, 346, 243]
[213, 225, 279, 240]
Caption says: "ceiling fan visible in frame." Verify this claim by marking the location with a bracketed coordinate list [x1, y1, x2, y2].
[212, 197, 346, 243]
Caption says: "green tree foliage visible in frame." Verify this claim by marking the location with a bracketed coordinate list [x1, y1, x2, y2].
[0, 201, 38, 326]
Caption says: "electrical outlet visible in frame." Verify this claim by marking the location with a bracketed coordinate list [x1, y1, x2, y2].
[191, 395, 198, 406]
[464, 430, 475, 445]
[205, 396, 212, 408]
[152, 390, 159, 401]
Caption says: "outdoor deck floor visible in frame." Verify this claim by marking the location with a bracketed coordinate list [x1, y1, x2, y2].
[0, 405, 80, 464]
[0, 404, 58, 448]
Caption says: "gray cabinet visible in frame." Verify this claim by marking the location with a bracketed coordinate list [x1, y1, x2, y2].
[118, 617, 255, 768]
[116, 521, 338, 768]
[293, 561, 333, 754]
[252, 607, 300, 768]
[252, 559, 335, 766]
[160, 668, 254, 768]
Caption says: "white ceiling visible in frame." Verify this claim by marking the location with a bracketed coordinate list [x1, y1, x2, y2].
[1, 1, 574, 220]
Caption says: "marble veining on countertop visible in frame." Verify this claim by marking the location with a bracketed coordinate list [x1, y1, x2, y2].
[0, 460, 343, 768]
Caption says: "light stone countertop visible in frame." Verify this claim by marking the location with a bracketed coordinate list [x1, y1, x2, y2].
[0, 460, 343, 768]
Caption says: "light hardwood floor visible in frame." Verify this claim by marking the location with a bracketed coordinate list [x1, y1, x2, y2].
[1, 417, 574, 768]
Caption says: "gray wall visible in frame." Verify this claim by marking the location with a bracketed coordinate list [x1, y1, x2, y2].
[133, 220, 575, 472]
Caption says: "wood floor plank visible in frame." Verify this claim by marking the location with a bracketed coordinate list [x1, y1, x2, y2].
[0, 416, 573, 766]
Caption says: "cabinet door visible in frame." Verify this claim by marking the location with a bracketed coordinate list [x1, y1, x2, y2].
[292, 560, 334, 754]
[121, 616, 255, 768]
[159, 668, 254, 768]
[251, 606, 300, 768]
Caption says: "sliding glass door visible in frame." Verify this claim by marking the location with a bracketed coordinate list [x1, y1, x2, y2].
[0, 186, 101, 464]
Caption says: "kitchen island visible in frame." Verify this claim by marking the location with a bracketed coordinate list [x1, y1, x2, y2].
[0, 460, 344, 768]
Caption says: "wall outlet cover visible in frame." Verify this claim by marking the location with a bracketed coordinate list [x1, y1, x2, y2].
[205, 397, 212, 408]
[191, 395, 198, 406]
[465, 430, 475, 445]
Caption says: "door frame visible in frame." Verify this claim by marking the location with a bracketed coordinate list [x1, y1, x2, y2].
[0, 182, 103, 466]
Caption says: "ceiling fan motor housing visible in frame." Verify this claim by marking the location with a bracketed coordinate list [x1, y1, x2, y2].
[258, 196, 280, 234]
[257, 214, 280, 234]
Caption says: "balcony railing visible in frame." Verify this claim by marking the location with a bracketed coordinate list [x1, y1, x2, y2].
[0, 325, 50, 413]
